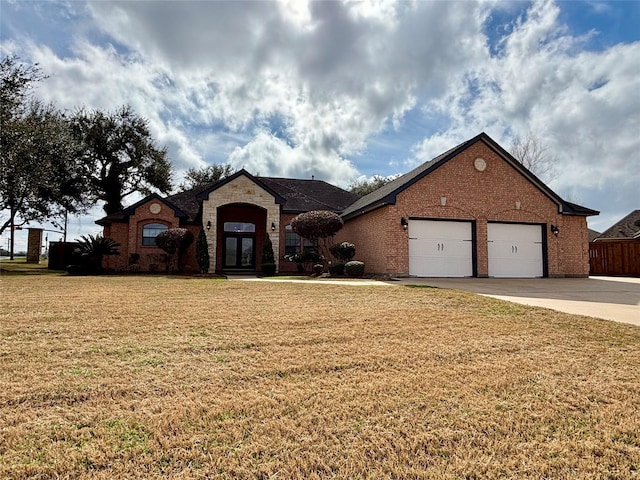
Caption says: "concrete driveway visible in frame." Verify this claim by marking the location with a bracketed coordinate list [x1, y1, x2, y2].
[392, 276, 640, 326]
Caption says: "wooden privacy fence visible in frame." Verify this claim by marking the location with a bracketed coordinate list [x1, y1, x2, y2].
[589, 241, 640, 277]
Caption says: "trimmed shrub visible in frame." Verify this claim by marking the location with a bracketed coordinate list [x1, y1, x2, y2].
[345, 261, 365, 277]
[261, 233, 276, 276]
[328, 262, 345, 276]
[262, 263, 276, 276]
[312, 263, 324, 275]
[290, 210, 344, 244]
[156, 228, 194, 272]
[196, 228, 210, 273]
[284, 249, 323, 274]
[66, 264, 91, 275]
[291, 210, 343, 264]
[330, 242, 356, 262]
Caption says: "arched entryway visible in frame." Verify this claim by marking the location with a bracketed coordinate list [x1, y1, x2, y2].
[216, 203, 267, 272]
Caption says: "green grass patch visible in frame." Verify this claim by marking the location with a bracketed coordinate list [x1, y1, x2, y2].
[0, 259, 65, 276]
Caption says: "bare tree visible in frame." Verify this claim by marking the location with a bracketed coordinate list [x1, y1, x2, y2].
[509, 132, 556, 182]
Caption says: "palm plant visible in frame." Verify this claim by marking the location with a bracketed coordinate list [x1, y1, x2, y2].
[75, 234, 120, 273]
[76, 234, 121, 256]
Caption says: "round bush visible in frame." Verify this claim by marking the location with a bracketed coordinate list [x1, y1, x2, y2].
[312, 263, 324, 275]
[328, 262, 345, 276]
[330, 242, 356, 262]
[344, 261, 365, 277]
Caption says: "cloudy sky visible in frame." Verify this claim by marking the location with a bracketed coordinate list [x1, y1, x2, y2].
[1, 0, 639, 251]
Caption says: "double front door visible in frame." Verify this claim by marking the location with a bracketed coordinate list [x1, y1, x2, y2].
[224, 235, 255, 269]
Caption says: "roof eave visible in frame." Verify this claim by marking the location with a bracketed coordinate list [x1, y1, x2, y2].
[342, 197, 394, 221]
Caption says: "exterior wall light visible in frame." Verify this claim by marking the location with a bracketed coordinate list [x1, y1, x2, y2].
[206, 220, 211, 231]
[401, 217, 408, 230]
[550, 224, 559, 237]
[271, 222, 276, 232]
[440, 196, 447, 206]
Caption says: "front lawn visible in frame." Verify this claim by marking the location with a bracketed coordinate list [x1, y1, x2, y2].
[1, 275, 638, 478]
[0, 258, 64, 276]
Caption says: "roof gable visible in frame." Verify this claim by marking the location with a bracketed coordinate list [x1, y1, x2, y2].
[341, 132, 598, 219]
[196, 169, 287, 204]
[96, 193, 188, 226]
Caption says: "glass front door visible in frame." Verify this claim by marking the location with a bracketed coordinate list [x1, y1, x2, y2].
[224, 236, 255, 269]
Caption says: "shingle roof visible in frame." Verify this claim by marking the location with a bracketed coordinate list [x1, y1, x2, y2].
[588, 229, 601, 243]
[341, 132, 599, 219]
[596, 210, 640, 240]
[258, 177, 359, 213]
[97, 170, 359, 225]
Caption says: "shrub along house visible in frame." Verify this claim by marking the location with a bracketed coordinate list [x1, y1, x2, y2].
[97, 132, 598, 277]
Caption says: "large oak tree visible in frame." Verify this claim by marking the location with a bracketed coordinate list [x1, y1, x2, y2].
[0, 57, 89, 257]
[71, 105, 173, 215]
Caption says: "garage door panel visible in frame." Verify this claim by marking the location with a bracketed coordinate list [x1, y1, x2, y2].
[488, 223, 543, 278]
[409, 220, 473, 277]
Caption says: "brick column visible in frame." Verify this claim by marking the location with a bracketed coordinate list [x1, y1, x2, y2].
[476, 218, 488, 277]
[26, 228, 43, 264]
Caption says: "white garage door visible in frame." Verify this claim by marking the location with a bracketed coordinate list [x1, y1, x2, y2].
[488, 223, 543, 278]
[409, 220, 473, 277]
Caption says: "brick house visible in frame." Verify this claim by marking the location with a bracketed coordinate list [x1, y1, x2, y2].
[97, 132, 598, 277]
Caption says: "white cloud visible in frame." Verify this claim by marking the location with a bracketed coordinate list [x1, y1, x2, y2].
[405, 0, 640, 230]
[227, 129, 358, 187]
[80, 0, 490, 179]
[1, 0, 638, 234]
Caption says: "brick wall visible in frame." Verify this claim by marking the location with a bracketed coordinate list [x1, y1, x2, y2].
[102, 199, 197, 272]
[343, 140, 591, 277]
[338, 207, 395, 273]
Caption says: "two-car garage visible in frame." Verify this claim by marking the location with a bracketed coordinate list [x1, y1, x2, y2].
[408, 219, 544, 278]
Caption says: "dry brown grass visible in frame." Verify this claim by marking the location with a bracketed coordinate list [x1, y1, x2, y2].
[1, 274, 639, 479]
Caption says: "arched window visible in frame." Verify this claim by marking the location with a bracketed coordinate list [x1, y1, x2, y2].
[142, 223, 168, 246]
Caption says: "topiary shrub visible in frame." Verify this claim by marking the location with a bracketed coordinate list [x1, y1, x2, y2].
[196, 228, 210, 274]
[261, 233, 277, 276]
[344, 260, 365, 277]
[330, 242, 356, 263]
[291, 210, 344, 263]
[328, 262, 345, 276]
[284, 249, 323, 274]
[156, 228, 194, 272]
[312, 263, 324, 275]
